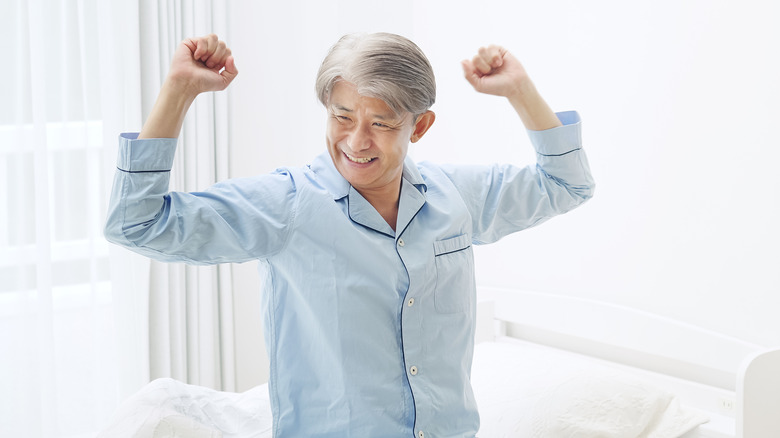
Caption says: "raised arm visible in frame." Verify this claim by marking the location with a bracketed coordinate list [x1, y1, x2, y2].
[450, 45, 594, 243]
[139, 34, 238, 139]
[462, 45, 560, 131]
[104, 35, 297, 264]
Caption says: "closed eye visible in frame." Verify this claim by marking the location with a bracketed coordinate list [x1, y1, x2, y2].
[373, 121, 401, 130]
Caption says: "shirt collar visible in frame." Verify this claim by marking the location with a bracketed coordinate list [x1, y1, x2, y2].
[309, 152, 428, 200]
[309, 152, 351, 200]
[401, 155, 427, 194]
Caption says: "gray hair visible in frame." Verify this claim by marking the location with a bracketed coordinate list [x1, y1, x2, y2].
[315, 32, 436, 116]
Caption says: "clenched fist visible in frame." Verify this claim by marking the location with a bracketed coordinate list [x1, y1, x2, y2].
[138, 34, 238, 139]
[168, 33, 238, 98]
[461, 45, 529, 99]
[462, 45, 561, 131]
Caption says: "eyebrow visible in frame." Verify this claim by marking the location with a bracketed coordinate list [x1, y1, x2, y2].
[331, 104, 395, 121]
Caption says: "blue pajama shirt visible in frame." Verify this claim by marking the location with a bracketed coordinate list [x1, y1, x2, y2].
[104, 110, 594, 437]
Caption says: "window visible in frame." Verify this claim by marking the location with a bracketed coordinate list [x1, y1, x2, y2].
[0, 1, 125, 435]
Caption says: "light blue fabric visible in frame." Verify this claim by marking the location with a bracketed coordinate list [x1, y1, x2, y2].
[105, 110, 594, 438]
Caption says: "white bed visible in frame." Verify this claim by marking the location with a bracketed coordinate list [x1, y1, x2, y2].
[98, 287, 780, 437]
[474, 287, 780, 438]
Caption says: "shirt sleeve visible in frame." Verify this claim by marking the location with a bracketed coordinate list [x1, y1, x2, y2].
[439, 110, 595, 244]
[104, 133, 296, 264]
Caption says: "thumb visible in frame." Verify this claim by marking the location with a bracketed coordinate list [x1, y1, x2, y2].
[220, 55, 239, 85]
[461, 60, 481, 90]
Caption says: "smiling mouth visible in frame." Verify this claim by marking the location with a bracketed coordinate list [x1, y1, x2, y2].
[344, 152, 375, 164]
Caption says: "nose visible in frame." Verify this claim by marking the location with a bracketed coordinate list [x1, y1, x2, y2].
[346, 124, 371, 151]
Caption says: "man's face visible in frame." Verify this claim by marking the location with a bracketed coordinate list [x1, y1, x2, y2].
[326, 81, 416, 197]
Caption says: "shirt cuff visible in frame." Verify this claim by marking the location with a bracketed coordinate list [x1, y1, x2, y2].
[526, 110, 582, 156]
[116, 133, 178, 172]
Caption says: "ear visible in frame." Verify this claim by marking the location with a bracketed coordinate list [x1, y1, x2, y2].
[410, 111, 436, 143]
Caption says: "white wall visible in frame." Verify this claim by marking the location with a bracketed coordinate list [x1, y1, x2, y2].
[227, 0, 780, 389]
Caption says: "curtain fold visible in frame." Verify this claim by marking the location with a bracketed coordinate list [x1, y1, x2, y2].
[97, 0, 151, 407]
[140, 0, 237, 392]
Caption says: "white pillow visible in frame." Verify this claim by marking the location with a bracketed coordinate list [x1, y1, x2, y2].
[472, 341, 709, 438]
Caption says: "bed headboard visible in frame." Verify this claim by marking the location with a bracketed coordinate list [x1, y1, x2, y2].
[475, 287, 780, 438]
[476, 287, 760, 389]
[737, 348, 780, 437]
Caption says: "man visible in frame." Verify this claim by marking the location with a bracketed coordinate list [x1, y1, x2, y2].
[105, 32, 594, 438]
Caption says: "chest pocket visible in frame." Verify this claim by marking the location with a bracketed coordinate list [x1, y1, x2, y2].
[433, 233, 475, 314]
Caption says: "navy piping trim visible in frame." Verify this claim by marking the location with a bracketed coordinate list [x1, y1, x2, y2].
[116, 167, 171, 173]
[538, 147, 582, 157]
[433, 245, 471, 257]
[398, 254, 418, 435]
[396, 204, 424, 435]
[345, 196, 395, 238]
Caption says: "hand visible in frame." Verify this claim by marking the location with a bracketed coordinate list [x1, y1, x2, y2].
[462, 45, 561, 131]
[138, 34, 237, 138]
[167, 34, 238, 97]
[461, 45, 529, 99]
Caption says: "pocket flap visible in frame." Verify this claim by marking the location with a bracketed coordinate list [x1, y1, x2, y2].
[433, 234, 471, 256]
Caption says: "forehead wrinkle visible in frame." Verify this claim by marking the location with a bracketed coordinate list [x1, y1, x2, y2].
[332, 104, 352, 113]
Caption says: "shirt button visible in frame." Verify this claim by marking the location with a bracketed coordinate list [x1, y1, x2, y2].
[407, 298, 415, 307]
[410, 365, 418, 376]
[418, 431, 424, 438]
[398, 238, 405, 247]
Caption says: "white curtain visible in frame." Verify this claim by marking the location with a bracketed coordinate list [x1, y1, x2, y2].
[1, 1, 236, 436]
[0, 0, 140, 436]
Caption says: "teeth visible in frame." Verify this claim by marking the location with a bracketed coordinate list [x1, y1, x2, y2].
[346, 153, 374, 164]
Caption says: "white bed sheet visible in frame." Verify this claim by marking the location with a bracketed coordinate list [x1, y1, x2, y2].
[98, 339, 715, 437]
[97, 378, 273, 438]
